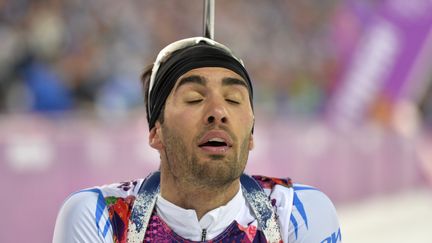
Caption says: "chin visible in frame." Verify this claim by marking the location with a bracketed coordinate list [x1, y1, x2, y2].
[191, 158, 245, 187]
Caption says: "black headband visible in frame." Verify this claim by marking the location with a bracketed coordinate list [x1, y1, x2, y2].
[147, 43, 253, 130]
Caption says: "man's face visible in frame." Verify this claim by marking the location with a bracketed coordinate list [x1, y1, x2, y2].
[151, 67, 254, 188]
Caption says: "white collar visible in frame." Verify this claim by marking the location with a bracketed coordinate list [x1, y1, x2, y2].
[155, 187, 255, 241]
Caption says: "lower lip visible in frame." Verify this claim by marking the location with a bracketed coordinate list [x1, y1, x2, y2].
[199, 146, 231, 154]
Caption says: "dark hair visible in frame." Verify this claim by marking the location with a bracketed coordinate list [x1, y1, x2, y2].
[140, 64, 164, 126]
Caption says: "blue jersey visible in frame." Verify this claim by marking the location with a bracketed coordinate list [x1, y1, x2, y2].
[53, 174, 341, 242]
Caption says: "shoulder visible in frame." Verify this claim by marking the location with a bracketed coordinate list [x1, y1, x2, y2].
[53, 179, 144, 243]
[288, 183, 341, 242]
[250, 175, 338, 218]
[291, 183, 337, 214]
[53, 188, 112, 243]
[290, 184, 339, 227]
[250, 175, 341, 242]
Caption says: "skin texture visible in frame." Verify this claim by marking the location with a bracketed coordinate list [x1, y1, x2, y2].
[149, 67, 254, 220]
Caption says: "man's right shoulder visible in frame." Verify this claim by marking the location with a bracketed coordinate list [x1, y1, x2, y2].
[53, 179, 144, 243]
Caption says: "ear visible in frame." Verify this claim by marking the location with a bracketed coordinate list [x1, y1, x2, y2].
[248, 134, 254, 151]
[149, 122, 164, 150]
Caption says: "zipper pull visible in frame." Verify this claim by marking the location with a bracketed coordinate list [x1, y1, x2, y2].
[201, 228, 207, 241]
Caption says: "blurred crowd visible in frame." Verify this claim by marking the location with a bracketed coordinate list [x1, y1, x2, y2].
[0, 0, 158, 117]
[0, 0, 343, 118]
[0, 0, 431, 127]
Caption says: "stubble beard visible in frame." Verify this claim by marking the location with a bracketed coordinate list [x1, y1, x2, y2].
[161, 123, 250, 190]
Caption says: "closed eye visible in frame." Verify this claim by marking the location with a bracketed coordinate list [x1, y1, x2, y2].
[187, 99, 203, 104]
[226, 99, 240, 104]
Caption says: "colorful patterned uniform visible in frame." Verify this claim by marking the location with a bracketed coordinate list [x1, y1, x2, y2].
[53, 175, 341, 243]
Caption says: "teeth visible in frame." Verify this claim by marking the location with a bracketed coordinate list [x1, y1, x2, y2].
[208, 138, 225, 143]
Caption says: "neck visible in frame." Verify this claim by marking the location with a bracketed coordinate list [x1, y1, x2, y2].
[160, 168, 240, 220]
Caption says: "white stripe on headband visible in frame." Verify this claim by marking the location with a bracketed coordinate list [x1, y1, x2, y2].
[148, 37, 244, 96]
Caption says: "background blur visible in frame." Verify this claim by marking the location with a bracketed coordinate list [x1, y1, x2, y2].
[1, 0, 432, 242]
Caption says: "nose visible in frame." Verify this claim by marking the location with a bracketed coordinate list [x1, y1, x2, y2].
[204, 98, 228, 126]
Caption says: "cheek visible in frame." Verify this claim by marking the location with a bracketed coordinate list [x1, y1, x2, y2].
[164, 107, 200, 139]
[236, 109, 254, 131]
[165, 99, 190, 123]
[166, 108, 199, 126]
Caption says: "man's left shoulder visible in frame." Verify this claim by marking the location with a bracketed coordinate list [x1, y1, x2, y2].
[251, 175, 336, 208]
[290, 183, 339, 220]
[288, 183, 341, 242]
[251, 176, 341, 242]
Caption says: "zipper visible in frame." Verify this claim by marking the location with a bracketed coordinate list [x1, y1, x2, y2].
[201, 228, 207, 241]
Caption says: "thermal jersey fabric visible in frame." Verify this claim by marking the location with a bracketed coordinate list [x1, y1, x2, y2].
[53, 175, 341, 243]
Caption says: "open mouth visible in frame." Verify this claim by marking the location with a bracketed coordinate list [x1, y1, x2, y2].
[198, 131, 233, 154]
[199, 138, 228, 147]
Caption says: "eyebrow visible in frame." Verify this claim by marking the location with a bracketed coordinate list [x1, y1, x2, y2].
[222, 77, 248, 89]
[175, 75, 207, 92]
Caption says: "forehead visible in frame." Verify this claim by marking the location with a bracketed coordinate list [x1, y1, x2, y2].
[175, 67, 245, 85]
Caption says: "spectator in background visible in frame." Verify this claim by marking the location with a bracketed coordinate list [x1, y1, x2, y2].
[0, 0, 341, 119]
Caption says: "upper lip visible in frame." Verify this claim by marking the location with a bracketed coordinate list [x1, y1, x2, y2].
[198, 130, 233, 147]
